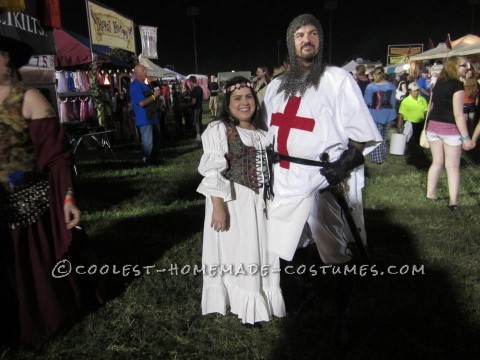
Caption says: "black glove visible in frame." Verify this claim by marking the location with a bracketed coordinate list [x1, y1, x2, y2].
[320, 146, 365, 186]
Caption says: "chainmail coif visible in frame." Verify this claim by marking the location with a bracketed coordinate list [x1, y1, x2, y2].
[277, 14, 326, 100]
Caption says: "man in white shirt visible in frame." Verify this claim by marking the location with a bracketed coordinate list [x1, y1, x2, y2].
[263, 14, 382, 340]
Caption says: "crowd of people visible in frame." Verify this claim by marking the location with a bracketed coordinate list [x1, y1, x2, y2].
[3, 9, 480, 352]
[351, 56, 480, 210]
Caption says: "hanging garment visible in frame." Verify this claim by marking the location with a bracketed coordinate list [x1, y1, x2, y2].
[79, 97, 89, 121]
[71, 98, 80, 120]
[56, 71, 68, 93]
[66, 71, 76, 92]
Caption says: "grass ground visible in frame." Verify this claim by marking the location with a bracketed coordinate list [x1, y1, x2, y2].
[1, 110, 480, 359]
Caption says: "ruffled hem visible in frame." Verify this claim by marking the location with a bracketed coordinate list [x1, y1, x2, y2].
[224, 281, 271, 324]
[202, 282, 282, 324]
[263, 287, 287, 318]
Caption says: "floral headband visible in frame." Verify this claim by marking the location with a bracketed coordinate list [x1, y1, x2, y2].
[224, 81, 253, 94]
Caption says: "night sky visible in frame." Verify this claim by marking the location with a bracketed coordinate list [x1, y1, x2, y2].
[60, 0, 479, 76]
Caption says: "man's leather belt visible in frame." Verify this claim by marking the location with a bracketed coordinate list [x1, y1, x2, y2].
[275, 153, 327, 167]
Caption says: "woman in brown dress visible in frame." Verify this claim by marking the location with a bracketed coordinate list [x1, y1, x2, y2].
[0, 35, 87, 347]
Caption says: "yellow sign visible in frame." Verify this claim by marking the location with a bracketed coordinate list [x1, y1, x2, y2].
[389, 46, 422, 56]
[387, 44, 424, 65]
[389, 56, 405, 64]
[87, 1, 135, 53]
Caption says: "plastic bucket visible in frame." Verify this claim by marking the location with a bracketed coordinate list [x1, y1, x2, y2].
[389, 133, 407, 155]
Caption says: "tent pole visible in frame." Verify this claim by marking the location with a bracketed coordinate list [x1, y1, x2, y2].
[85, 0, 94, 63]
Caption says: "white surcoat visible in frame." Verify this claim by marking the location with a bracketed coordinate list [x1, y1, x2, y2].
[263, 66, 382, 263]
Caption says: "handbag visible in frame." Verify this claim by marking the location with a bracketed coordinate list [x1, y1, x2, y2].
[420, 92, 433, 149]
[419, 120, 429, 148]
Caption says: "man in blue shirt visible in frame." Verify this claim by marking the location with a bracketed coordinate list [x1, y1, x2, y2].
[417, 68, 431, 101]
[130, 64, 162, 165]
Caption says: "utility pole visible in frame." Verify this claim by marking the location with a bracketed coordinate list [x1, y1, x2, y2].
[277, 40, 281, 65]
[324, 0, 337, 64]
[469, 0, 480, 33]
[187, 6, 199, 73]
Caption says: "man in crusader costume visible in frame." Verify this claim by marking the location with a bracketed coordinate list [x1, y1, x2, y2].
[263, 14, 382, 337]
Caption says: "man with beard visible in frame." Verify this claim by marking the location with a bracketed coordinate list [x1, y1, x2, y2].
[263, 14, 382, 342]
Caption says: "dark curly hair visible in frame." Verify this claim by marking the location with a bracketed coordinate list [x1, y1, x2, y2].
[218, 76, 267, 131]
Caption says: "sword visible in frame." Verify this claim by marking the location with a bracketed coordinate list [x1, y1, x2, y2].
[320, 153, 370, 264]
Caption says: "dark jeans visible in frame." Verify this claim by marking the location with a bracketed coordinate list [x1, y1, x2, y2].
[407, 121, 424, 146]
[159, 110, 170, 142]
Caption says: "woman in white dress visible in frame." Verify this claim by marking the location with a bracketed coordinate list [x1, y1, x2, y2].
[197, 76, 286, 324]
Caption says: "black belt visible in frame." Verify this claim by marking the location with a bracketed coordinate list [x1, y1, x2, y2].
[274, 153, 328, 167]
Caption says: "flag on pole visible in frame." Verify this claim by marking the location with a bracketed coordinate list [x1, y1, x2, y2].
[445, 34, 452, 51]
[427, 38, 435, 50]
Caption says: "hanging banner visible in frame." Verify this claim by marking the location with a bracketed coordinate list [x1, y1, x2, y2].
[139, 25, 158, 59]
[86, 0, 135, 53]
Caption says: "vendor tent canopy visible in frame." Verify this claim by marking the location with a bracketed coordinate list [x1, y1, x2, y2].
[451, 42, 480, 56]
[411, 34, 480, 60]
[138, 54, 184, 79]
[217, 71, 251, 83]
[53, 28, 132, 67]
[410, 43, 449, 61]
[451, 33, 480, 50]
[341, 60, 359, 73]
[447, 34, 480, 57]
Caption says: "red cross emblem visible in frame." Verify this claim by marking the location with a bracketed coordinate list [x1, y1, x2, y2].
[270, 96, 315, 169]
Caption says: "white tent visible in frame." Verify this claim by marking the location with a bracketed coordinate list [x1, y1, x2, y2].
[138, 54, 184, 79]
[451, 33, 480, 49]
[410, 43, 449, 61]
[451, 42, 480, 56]
[411, 34, 480, 60]
[341, 60, 359, 73]
[385, 62, 408, 74]
[448, 34, 480, 57]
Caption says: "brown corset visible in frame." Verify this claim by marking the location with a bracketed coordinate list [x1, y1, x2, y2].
[223, 121, 269, 194]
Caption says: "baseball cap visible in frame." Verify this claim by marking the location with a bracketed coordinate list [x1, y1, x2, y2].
[408, 82, 420, 91]
[421, 68, 430, 74]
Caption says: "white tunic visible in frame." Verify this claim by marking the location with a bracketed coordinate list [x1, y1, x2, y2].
[197, 121, 286, 324]
[263, 66, 383, 263]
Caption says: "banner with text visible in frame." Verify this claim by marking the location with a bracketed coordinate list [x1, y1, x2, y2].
[387, 44, 423, 65]
[139, 25, 158, 59]
[87, 0, 135, 53]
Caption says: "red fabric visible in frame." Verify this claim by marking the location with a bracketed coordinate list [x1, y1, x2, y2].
[53, 29, 92, 67]
[43, 0, 61, 29]
[445, 35, 452, 51]
[29, 117, 73, 257]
